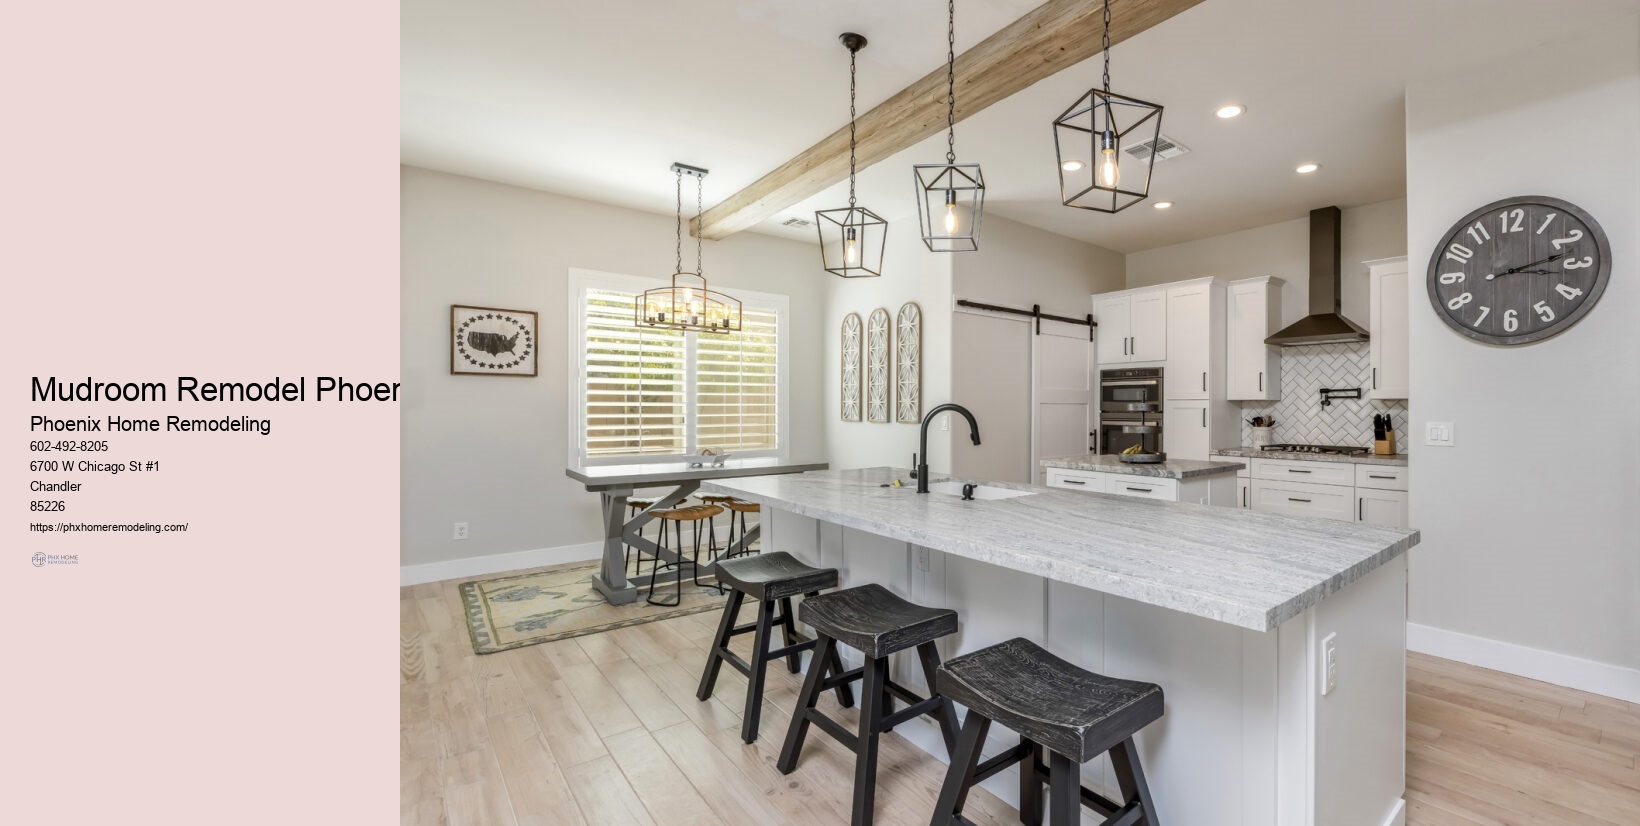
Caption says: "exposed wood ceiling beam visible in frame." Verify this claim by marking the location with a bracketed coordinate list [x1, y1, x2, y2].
[694, 0, 1207, 240]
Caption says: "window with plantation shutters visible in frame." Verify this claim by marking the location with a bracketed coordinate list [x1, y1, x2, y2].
[696, 305, 778, 452]
[574, 272, 786, 463]
[583, 288, 686, 457]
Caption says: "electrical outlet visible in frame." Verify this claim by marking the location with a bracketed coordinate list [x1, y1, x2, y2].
[1425, 421, 1454, 447]
[1320, 632, 1338, 697]
[917, 547, 931, 572]
[453, 522, 469, 540]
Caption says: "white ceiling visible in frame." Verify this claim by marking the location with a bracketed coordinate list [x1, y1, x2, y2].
[402, 0, 1640, 254]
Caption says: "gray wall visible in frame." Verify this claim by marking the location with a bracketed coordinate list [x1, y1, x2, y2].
[1403, 17, 1640, 673]
[401, 166, 826, 568]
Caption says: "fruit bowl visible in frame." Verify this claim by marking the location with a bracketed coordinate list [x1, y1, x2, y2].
[1119, 451, 1167, 464]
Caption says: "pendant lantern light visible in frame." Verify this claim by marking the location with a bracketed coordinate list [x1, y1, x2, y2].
[636, 163, 741, 333]
[914, 0, 984, 252]
[1052, 0, 1164, 213]
[816, 32, 887, 278]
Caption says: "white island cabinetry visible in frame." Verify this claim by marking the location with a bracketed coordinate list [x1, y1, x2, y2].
[1041, 454, 1241, 505]
[704, 468, 1417, 826]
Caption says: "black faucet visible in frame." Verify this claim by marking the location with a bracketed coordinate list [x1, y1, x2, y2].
[917, 403, 981, 493]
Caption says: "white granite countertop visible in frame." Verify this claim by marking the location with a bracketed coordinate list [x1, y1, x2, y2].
[701, 467, 1418, 632]
[1041, 453, 1244, 478]
[1214, 447, 1409, 467]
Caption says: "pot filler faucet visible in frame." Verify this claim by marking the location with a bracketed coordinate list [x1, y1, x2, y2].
[917, 403, 982, 494]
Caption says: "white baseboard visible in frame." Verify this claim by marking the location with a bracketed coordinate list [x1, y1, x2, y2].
[1407, 622, 1640, 704]
[1381, 797, 1406, 826]
[400, 541, 602, 586]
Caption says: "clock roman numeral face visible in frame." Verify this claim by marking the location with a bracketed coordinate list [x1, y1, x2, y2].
[1428, 196, 1610, 345]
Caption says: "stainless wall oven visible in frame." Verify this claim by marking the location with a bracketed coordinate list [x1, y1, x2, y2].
[1098, 367, 1163, 455]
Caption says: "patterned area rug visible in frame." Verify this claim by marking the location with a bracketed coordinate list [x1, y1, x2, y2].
[460, 561, 727, 654]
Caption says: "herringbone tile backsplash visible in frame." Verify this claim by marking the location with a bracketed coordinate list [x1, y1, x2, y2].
[1238, 342, 1408, 449]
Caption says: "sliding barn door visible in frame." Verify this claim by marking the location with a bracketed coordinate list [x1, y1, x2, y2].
[1033, 320, 1096, 484]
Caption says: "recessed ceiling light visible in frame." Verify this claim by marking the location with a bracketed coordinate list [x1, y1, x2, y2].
[1215, 104, 1245, 119]
[1061, 160, 1085, 172]
[1295, 162, 1321, 174]
[1153, 201, 1174, 209]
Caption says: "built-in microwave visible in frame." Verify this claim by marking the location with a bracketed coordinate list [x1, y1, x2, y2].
[1098, 367, 1163, 455]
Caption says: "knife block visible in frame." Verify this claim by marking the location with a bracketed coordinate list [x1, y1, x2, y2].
[1373, 431, 1397, 455]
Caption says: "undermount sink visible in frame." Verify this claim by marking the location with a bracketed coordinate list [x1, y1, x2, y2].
[924, 481, 1036, 501]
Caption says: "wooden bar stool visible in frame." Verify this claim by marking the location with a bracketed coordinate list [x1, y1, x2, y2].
[777, 583, 961, 826]
[641, 504, 724, 607]
[697, 552, 853, 743]
[930, 637, 1164, 826]
[722, 498, 761, 558]
[697, 494, 738, 555]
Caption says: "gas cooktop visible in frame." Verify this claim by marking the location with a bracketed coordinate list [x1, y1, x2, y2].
[1259, 443, 1370, 456]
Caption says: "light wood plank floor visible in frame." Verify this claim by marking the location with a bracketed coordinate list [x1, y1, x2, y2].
[404, 564, 1640, 825]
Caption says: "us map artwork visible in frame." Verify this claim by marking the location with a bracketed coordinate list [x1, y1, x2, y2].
[452, 305, 538, 376]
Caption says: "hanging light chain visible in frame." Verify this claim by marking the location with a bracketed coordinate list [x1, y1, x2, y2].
[1102, 0, 1112, 94]
[694, 172, 704, 275]
[848, 42, 858, 208]
[945, 0, 956, 164]
[673, 168, 683, 274]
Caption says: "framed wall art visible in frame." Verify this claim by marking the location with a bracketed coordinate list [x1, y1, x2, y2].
[866, 307, 891, 423]
[841, 312, 862, 422]
[895, 302, 921, 422]
[451, 304, 538, 376]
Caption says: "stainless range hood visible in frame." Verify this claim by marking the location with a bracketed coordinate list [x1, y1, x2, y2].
[1265, 206, 1369, 346]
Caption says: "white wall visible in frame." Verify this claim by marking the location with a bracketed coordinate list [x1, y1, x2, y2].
[401, 166, 826, 571]
[1403, 17, 1640, 686]
[821, 211, 1123, 480]
[1126, 198, 1407, 329]
[821, 209, 957, 476]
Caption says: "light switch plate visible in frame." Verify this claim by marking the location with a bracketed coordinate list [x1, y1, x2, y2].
[1320, 632, 1338, 696]
[1425, 421, 1454, 447]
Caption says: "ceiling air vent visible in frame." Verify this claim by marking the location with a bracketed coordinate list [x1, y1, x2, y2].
[1123, 134, 1189, 163]
[781, 217, 813, 228]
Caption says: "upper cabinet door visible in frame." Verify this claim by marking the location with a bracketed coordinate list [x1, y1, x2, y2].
[1095, 295, 1132, 363]
[1226, 277, 1282, 401]
[1128, 291, 1167, 362]
[1165, 284, 1210, 399]
[1368, 258, 1409, 400]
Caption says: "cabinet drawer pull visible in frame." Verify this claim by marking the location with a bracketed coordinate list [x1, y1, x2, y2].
[1242, 486, 1248, 507]
[1201, 372, 1206, 392]
[1368, 474, 1395, 479]
[1286, 468, 1311, 474]
[1288, 497, 1312, 503]
[1258, 371, 1263, 392]
[1373, 367, 1378, 389]
[1125, 486, 1153, 493]
[1359, 498, 1364, 520]
[1201, 408, 1206, 427]
[1064, 479, 1086, 485]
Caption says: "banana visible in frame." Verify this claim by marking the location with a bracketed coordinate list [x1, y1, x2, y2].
[1123, 444, 1144, 455]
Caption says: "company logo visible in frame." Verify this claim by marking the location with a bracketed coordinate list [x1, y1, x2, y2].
[32, 552, 78, 567]
[32, 552, 46, 567]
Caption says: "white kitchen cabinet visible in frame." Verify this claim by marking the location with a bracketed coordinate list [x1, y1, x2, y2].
[1226, 276, 1283, 400]
[1045, 467, 1232, 505]
[1045, 467, 1104, 492]
[1244, 455, 1411, 528]
[1165, 399, 1211, 461]
[1165, 281, 1214, 399]
[1094, 288, 1166, 364]
[1366, 257, 1409, 400]
[1357, 488, 1409, 528]
[1250, 478, 1356, 522]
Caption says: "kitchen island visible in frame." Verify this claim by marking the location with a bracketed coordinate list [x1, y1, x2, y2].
[1040, 452, 1244, 505]
[701, 466, 1419, 826]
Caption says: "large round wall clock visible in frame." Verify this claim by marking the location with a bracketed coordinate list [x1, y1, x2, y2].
[1427, 195, 1610, 345]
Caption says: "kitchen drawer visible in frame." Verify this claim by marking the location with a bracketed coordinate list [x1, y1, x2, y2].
[1046, 468, 1104, 493]
[1104, 476, 1179, 501]
[1354, 464, 1409, 491]
[1249, 479, 1354, 522]
[1251, 458, 1355, 487]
